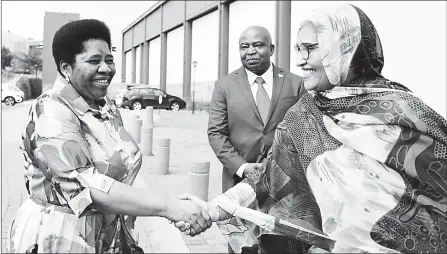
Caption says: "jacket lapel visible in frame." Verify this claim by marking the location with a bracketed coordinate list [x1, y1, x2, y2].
[234, 67, 262, 123]
[265, 65, 285, 127]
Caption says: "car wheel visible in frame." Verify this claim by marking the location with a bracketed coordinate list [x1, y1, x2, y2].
[170, 102, 180, 111]
[131, 101, 143, 110]
[4, 96, 16, 106]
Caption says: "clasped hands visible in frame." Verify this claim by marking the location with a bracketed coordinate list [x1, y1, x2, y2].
[167, 163, 261, 236]
[166, 193, 232, 236]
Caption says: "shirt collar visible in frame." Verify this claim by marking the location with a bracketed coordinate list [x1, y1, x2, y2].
[245, 62, 273, 86]
[53, 73, 117, 116]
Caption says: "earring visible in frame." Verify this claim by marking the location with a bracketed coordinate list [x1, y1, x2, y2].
[65, 75, 71, 84]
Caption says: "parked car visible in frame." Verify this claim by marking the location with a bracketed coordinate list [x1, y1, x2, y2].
[117, 86, 186, 111]
[1, 84, 24, 106]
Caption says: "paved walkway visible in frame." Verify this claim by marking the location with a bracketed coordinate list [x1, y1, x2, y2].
[125, 109, 228, 253]
[1, 103, 228, 253]
[1, 100, 36, 252]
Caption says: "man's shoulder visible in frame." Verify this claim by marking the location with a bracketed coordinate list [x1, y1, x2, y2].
[215, 68, 242, 86]
[275, 65, 301, 79]
[274, 66, 303, 88]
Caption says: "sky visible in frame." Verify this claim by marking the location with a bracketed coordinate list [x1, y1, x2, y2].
[1, 1, 157, 41]
[1, 1, 446, 116]
[1, 0, 158, 83]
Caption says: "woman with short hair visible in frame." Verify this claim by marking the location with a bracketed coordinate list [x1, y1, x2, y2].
[6, 19, 211, 253]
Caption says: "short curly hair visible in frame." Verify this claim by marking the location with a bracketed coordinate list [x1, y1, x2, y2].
[52, 19, 112, 76]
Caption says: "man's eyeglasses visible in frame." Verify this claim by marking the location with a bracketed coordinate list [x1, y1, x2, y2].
[294, 43, 319, 60]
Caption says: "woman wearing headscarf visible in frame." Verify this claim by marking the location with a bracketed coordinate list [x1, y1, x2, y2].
[6, 19, 212, 253]
[178, 3, 447, 253]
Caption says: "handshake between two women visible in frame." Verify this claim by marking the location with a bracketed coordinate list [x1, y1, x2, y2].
[167, 193, 233, 236]
[167, 180, 257, 236]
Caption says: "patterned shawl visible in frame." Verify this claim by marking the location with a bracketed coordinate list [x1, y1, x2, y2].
[242, 3, 447, 253]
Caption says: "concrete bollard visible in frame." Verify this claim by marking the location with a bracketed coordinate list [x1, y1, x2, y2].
[140, 126, 153, 156]
[153, 138, 170, 175]
[140, 106, 154, 127]
[128, 119, 143, 143]
[188, 162, 210, 201]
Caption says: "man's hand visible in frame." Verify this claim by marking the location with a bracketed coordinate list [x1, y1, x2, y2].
[242, 163, 262, 177]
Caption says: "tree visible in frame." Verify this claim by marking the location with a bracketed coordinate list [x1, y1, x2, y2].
[1, 46, 13, 69]
[15, 47, 43, 71]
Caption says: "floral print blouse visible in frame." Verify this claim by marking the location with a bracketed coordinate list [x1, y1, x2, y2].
[12, 75, 143, 253]
[22, 75, 142, 216]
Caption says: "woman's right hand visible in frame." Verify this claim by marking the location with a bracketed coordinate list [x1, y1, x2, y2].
[164, 197, 212, 236]
[180, 193, 234, 221]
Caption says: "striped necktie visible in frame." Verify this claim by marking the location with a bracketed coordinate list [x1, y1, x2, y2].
[255, 76, 270, 125]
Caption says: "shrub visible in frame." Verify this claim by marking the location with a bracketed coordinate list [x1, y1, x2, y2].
[15, 77, 31, 100]
[28, 78, 42, 99]
[14, 77, 43, 100]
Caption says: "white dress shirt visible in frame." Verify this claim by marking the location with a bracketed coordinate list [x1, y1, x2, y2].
[236, 62, 274, 178]
[246, 62, 274, 104]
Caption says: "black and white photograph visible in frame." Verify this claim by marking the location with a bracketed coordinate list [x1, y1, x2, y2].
[1, 1, 446, 253]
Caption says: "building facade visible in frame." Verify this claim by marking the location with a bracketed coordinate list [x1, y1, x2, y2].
[42, 12, 80, 87]
[2, 30, 43, 73]
[2, 31, 42, 55]
[122, 0, 289, 106]
[122, 1, 447, 116]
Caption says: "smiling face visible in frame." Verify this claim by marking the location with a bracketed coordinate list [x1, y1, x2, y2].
[62, 39, 115, 101]
[239, 27, 274, 76]
[295, 22, 332, 92]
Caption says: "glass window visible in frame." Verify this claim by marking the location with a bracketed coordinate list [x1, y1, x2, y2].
[135, 45, 141, 84]
[166, 26, 184, 97]
[191, 10, 219, 105]
[138, 89, 154, 95]
[149, 37, 161, 89]
[125, 51, 132, 83]
[153, 89, 166, 96]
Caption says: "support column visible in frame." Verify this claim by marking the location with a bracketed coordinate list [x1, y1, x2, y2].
[131, 47, 137, 83]
[218, 1, 230, 78]
[275, 1, 292, 70]
[183, 20, 192, 104]
[160, 32, 167, 91]
[139, 43, 145, 84]
[121, 35, 126, 82]
[142, 41, 150, 85]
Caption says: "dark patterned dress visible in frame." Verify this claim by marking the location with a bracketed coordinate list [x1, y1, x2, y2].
[240, 3, 447, 253]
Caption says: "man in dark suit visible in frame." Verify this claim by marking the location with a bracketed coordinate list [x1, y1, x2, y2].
[207, 26, 307, 253]
[208, 25, 306, 192]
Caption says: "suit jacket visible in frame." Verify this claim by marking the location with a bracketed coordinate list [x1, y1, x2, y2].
[208, 64, 306, 192]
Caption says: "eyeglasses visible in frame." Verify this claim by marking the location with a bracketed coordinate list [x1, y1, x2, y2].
[294, 43, 319, 60]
